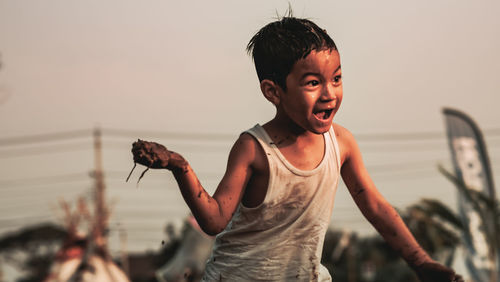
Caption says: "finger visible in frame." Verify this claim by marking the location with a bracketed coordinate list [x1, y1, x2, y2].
[133, 153, 143, 163]
[137, 167, 150, 187]
[131, 146, 139, 154]
[134, 154, 154, 167]
[126, 163, 137, 182]
[144, 142, 159, 153]
[132, 146, 144, 156]
[132, 143, 146, 153]
[134, 140, 149, 149]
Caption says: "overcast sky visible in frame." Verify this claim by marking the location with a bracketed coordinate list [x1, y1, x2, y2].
[0, 0, 499, 257]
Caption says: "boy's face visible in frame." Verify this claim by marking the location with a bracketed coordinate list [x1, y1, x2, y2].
[277, 49, 342, 134]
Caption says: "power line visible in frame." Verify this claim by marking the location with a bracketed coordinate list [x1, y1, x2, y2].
[1, 127, 500, 148]
[0, 172, 92, 188]
[108, 159, 448, 179]
[0, 142, 91, 159]
[368, 160, 445, 173]
[102, 128, 236, 141]
[0, 129, 91, 146]
[1, 137, 498, 159]
[1, 156, 498, 189]
[372, 171, 455, 183]
[359, 143, 447, 152]
[102, 127, 500, 143]
[355, 127, 500, 142]
[355, 131, 445, 141]
[0, 215, 52, 227]
[102, 140, 231, 152]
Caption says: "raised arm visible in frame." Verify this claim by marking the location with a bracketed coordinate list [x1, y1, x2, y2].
[131, 134, 256, 236]
[333, 124, 462, 282]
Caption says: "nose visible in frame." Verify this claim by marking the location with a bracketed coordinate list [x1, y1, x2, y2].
[320, 83, 337, 102]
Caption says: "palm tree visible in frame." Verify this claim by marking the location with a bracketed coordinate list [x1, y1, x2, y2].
[321, 197, 465, 282]
[403, 198, 463, 267]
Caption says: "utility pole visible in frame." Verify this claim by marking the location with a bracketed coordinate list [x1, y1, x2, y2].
[68, 127, 117, 281]
[93, 127, 108, 251]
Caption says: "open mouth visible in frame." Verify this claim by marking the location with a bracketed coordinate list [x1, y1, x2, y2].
[313, 109, 334, 120]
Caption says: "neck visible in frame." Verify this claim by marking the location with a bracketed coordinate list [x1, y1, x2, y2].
[263, 115, 319, 148]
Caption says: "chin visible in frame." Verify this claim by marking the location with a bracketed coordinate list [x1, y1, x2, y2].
[309, 126, 331, 135]
[318, 127, 331, 134]
[311, 121, 333, 134]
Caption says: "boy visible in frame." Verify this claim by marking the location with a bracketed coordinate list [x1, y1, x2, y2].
[131, 16, 462, 281]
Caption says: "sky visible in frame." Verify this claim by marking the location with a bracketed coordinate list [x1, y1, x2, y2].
[0, 0, 499, 266]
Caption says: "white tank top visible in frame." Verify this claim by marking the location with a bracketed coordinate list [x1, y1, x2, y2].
[202, 124, 341, 281]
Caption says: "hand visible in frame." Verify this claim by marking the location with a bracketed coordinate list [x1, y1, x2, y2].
[414, 262, 464, 282]
[131, 139, 170, 169]
[131, 139, 188, 170]
[127, 140, 188, 185]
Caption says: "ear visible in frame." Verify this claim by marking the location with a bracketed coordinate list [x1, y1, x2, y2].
[260, 79, 281, 106]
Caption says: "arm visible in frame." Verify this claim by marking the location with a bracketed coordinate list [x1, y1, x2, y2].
[131, 134, 256, 236]
[334, 124, 462, 281]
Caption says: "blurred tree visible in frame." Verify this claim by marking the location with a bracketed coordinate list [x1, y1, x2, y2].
[322, 197, 464, 282]
[404, 198, 463, 267]
[0, 223, 67, 282]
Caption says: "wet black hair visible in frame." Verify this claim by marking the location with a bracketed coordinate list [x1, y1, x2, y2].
[246, 16, 337, 91]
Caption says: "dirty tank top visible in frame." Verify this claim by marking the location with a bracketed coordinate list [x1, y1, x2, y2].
[202, 124, 341, 281]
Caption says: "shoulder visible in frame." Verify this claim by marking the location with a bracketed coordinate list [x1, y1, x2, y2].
[332, 123, 358, 165]
[332, 123, 353, 140]
[230, 133, 257, 159]
[229, 132, 266, 169]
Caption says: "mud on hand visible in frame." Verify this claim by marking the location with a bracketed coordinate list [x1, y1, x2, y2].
[127, 139, 171, 186]
[131, 139, 170, 168]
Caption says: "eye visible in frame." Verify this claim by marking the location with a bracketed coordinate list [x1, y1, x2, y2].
[333, 75, 342, 85]
[306, 80, 320, 87]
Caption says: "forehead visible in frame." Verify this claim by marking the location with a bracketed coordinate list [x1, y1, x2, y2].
[290, 49, 341, 75]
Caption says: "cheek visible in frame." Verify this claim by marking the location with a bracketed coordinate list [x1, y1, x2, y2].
[290, 95, 312, 111]
[336, 89, 343, 104]
[335, 90, 343, 113]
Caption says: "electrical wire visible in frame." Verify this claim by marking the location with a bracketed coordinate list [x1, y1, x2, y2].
[0, 129, 91, 146]
[0, 126, 499, 147]
[0, 142, 92, 159]
[0, 172, 92, 188]
[102, 128, 236, 141]
[1, 158, 498, 189]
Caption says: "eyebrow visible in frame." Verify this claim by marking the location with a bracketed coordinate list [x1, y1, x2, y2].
[300, 65, 342, 80]
[300, 72, 320, 80]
